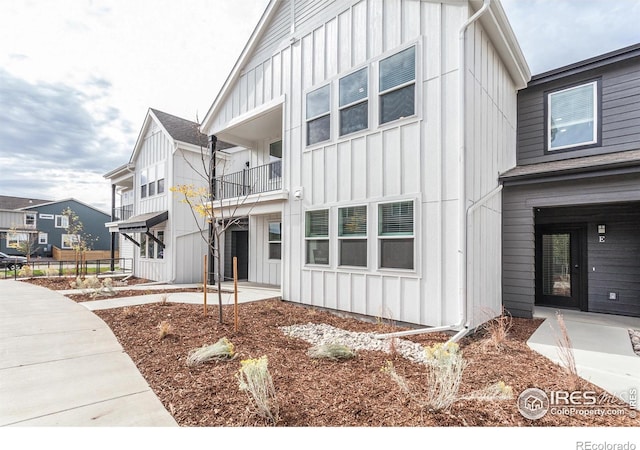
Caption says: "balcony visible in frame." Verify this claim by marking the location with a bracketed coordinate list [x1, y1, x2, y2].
[213, 161, 282, 201]
[112, 205, 134, 221]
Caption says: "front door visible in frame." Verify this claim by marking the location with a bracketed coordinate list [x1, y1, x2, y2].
[231, 230, 249, 280]
[535, 225, 587, 310]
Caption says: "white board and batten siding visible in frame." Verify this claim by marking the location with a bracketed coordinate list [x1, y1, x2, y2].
[205, 0, 521, 328]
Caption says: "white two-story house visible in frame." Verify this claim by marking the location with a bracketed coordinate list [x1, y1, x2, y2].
[105, 108, 236, 283]
[200, 0, 530, 331]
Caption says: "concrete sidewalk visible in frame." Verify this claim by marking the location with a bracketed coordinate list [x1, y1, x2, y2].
[0, 280, 177, 426]
[527, 306, 640, 408]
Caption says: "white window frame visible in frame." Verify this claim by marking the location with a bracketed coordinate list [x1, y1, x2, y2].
[140, 233, 147, 258]
[305, 209, 330, 265]
[268, 221, 282, 261]
[55, 215, 69, 229]
[7, 232, 27, 249]
[156, 230, 164, 259]
[339, 67, 369, 137]
[305, 84, 331, 146]
[378, 45, 417, 125]
[338, 205, 368, 268]
[39, 213, 54, 220]
[547, 80, 599, 152]
[25, 213, 37, 227]
[140, 169, 148, 199]
[38, 233, 48, 245]
[378, 200, 415, 270]
[61, 234, 79, 250]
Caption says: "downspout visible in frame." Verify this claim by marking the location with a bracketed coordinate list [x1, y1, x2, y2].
[375, 0, 492, 341]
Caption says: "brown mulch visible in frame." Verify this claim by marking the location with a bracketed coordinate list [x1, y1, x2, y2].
[93, 299, 639, 427]
[23, 276, 151, 290]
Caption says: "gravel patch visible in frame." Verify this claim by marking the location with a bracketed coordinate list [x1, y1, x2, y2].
[280, 322, 430, 364]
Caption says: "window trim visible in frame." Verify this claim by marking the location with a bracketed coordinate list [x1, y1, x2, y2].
[378, 45, 417, 126]
[545, 78, 601, 153]
[305, 84, 332, 147]
[61, 234, 79, 250]
[25, 213, 36, 227]
[305, 209, 330, 266]
[267, 221, 282, 261]
[339, 67, 369, 137]
[7, 232, 27, 249]
[377, 200, 415, 271]
[38, 233, 48, 245]
[55, 215, 69, 229]
[338, 205, 368, 268]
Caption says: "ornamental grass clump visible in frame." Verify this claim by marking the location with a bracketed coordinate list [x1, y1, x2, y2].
[307, 343, 356, 361]
[186, 337, 236, 367]
[237, 356, 279, 425]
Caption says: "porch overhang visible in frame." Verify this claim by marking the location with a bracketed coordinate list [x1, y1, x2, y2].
[113, 211, 168, 233]
[211, 97, 284, 148]
[209, 190, 288, 218]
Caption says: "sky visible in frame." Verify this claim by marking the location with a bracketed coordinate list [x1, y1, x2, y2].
[0, 0, 639, 213]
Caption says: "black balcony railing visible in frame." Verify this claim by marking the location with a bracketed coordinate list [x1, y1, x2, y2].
[112, 205, 133, 221]
[212, 161, 282, 200]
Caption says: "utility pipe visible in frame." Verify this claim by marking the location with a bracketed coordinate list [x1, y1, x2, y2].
[374, 0, 492, 341]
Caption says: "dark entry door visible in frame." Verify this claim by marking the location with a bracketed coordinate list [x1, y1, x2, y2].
[535, 225, 587, 310]
[231, 230, 249, 280]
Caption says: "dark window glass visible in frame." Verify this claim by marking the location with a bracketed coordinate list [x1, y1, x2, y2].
[380, 238, 414, 269]
[307, 115, 331, 145]
[340, 240, 367, 267]
[380, 84, 415, 124]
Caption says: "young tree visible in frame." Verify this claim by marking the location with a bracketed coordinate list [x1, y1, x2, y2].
[62, 207, 95, 276]
[171, 136, 254, 324]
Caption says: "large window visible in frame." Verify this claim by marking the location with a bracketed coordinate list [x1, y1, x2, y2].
[61, 234, 79, 250]
[305, 209, 329, 265]
[140, 169, 148, 199]
[339, 68, 368, 136]
[339, 206, 367, 267]
[306, 85, 331, 145]
[547, 80, 599, 151]
[268, 222, 281, 260]
[25, 213, 36, 227]
[378, 201, 414, 269]
[55, 215, 69, 229]
[140, 233, 147, 258]
[379, 46, 416, 125]
[156, 231, 164, 259]
[7, 233, 27, 249]
[269, 141, 282, 179]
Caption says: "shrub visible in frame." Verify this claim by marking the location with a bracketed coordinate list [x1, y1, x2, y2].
[383, 341, 513, 412]
[481, 308, 513, 350]
[18, 265, 33, 277]
[43, 267, 59, 277]
[307, 343, 356, 361]
[237, 356, 279, 425]
[157, 321, 173, 340]
[186, 337, 236, 367]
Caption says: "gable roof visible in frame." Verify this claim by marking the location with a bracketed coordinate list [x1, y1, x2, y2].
[149, 108, 209, 148]
[20, 197, 111, 217]
[0, 195, 52, 210]
[201, 0, 530, 131]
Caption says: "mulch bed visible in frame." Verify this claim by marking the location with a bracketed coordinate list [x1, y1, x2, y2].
[94, 299, 639, 427]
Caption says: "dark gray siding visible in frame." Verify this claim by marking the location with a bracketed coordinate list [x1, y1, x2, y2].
[502, 173, 640, 318]
[24, 200, 113, 253]
[517, 56, 640, 165]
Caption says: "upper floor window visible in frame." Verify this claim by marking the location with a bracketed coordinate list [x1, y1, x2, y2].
[140, 169, 148, 198]
[55, 215, 69, 229]
[339, 68, 368, 136]
[379, 46, 416, 125]
[547, 80, 599, 151]
[306, 84, 331, 146]
[25, 213, 36, 227]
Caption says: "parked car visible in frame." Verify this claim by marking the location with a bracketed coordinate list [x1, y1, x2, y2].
[0, 252, 28, 270]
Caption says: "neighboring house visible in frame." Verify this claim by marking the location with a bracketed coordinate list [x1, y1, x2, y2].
[502, 43, 640, 319]
[0, 196, 112, 257]
[199, 0, 530, 330]
[104, 108, 235, 283]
